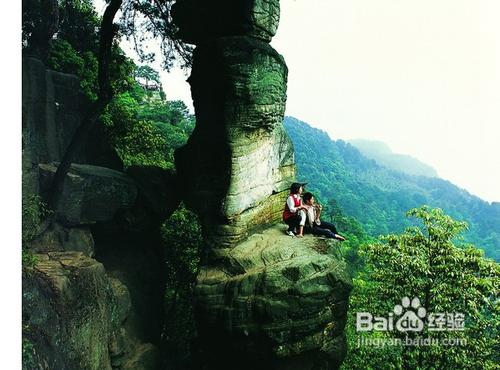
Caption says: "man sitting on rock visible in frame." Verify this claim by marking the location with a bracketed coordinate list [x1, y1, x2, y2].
[302, 192, 346, 241]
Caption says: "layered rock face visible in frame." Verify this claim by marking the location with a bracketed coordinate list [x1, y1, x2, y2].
[173, 2, 352, 369]
[195, 227, 352, 369]
[174, 0, 294, 250]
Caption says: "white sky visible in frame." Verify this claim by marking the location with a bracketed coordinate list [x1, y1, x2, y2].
[273, 0, 500, 203]
[94, 0, 500, 202]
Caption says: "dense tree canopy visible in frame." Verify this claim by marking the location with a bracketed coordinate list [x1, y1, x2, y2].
[342, 207, 499, 370]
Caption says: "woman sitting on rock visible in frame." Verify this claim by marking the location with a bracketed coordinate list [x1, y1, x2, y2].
[282, 182, 308, 237]
[302, 192, 346, 241]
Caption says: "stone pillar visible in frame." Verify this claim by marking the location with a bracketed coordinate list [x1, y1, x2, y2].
[173, 0, 295, 251]
[172, 2, 352, 369]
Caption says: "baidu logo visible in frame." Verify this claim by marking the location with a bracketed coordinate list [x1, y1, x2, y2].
[356, 297, 465, 333]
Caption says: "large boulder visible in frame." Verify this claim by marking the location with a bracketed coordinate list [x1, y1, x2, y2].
[194, 226, 352, 369]
[172, 2, 353, 369]
[27, 222, 95, 257]
[38, 163, 137, 226]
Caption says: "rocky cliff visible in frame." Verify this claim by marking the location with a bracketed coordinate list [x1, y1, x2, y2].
[172, 1, 352, 368]
[22, 57, 172, 370]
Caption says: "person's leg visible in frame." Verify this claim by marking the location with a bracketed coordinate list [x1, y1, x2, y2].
[303, 225, 314, 235]
[317, 220, 338, 234]
[311, 225, 336, 238]
[297, 210, 307, 237]
[318, 221, 346, 240]
[286, 214, 301, 233]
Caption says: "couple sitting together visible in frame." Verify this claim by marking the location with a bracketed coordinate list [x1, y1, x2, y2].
[282, 182, 346, 241]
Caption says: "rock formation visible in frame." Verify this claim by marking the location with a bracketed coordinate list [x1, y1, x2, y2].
[173, 0, 294, 251]
[194, 227, 352, 370]
[22, 0, 353, 366]
[23, 252, 159, 370]
[172, 1, 352, 368]
[22, 57, 171, 370]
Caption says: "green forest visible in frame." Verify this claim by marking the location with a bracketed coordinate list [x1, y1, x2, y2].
[20, 1, 499, 369]
[284, 116, 500, 262]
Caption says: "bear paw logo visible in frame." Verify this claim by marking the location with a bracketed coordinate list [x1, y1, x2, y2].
[394, 297, 426, 332]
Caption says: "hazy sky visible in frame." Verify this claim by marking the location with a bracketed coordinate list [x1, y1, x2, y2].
[95, 0, 500, 202]
[272, 0, 500, 203]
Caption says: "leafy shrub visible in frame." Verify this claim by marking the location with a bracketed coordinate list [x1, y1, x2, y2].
[160, 205, 203, 367]
[22, 194, 49, 245]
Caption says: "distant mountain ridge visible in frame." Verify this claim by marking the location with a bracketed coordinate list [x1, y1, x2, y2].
[283, 116, 500, 261]
[348, 139, 438, 177]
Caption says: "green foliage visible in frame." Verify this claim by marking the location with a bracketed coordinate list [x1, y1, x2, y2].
[160, 205, 203, 367]
[22, 338, 37, 370]
[342, 207, 500, 370]
[116, 120, 172, 169]
[47, 39, 98, 100]
[27, 0, 194, 171]
[22, 194, 46, 270]
[47, 39, 84, 74]
[38, 0, 135, 101]
[161, 205, 203, 286]
[135, 65, 161, 85]
[284, 116, 500, 261]
[22, 194, 49, 245]
[102, 92, 141, 134]
[22, 250, 39, 270]
[102, 90, 194, 169]
[57, 0, 100, 53]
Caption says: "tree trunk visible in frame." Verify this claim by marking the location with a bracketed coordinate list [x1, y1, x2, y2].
[47, 0, 123, 212]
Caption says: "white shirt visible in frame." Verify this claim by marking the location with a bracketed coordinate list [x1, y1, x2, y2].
[305, 205, 321, 227]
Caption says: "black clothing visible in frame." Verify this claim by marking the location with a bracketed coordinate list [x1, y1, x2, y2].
[285, 214, 302, 232]
[305, 220, 339, 238]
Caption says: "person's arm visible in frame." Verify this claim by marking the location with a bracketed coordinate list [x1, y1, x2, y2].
[315, 205, 322, 224]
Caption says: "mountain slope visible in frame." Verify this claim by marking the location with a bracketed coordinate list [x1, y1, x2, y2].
[283, 116, 500, 261]
[348, 139, 438, 177]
